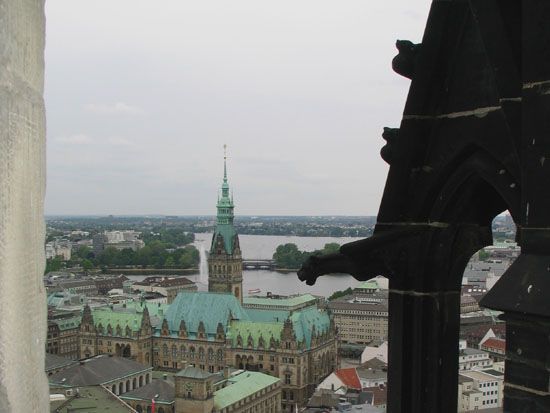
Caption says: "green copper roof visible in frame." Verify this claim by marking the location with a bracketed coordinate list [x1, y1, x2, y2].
[356, 281, 380, 290]
[56, 316, 81, 331]
[243, 294, 317, 308]
[227, 320, 284, 347]
[290, 306, 331, 348]
[214, 371, 280, 410]
[211, 150, 237, 255]
[246, 309, 290, 323]
[162, 292, 249, 338]
[92, 309, 143, 333]
[91, 301, 166, 333]
[231, 305, 332, 350]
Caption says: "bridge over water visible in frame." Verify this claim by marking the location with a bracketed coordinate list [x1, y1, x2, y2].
[242, 259, 276, 270]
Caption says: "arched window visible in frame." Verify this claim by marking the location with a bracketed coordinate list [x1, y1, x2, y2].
[162, 344, 168, 356]
[111, 385, 116, 394]
[118, 382, 123, 394]
[217, 349, 224, 361]
[172, 345, 177, 359]
[208, 348, 214, 361]
[189, 347, 195, 359]
[133, 378, 137, 389]
[180, 345, 186, 360]
[198, 347, 205, 361]
[126, 379, 131, 391]
[145, 374, 150, 384]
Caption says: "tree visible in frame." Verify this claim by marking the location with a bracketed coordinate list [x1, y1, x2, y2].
[478, 249, 490, 261]
[272, 243, 305, 269]
[81, 259, 93, 271]
[45, 256, 63, 274]
[328, 287, 353, 301]
[75, 246, 93, 260]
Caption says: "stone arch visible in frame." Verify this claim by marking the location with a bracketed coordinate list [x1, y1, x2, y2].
[236, 354, 244, 369]
[126, 379, 131, 391]
[118, 382, 123, 394]
[145, 352, 150, 365]
[146, 373, 150, 384]
[111, 384, 116, 394]
[133, 377, 137, 389]
[123, 344, 131, 358]
[139, 375, 143, 387]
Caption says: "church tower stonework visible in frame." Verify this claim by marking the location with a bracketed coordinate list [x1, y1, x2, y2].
[208, 147, 243, 303]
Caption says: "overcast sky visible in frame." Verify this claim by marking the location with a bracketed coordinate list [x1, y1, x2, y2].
[44, 0, 432, 216]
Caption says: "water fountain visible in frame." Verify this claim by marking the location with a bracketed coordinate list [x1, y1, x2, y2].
[199, 243, 209, 286]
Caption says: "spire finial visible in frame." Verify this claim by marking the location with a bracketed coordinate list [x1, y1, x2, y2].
[223, 144, 228, 182]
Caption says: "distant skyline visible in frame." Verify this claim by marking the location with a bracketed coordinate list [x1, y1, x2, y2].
[45, 0, 432, 216]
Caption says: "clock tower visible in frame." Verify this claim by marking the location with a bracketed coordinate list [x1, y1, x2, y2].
[208, 146, 243, 303]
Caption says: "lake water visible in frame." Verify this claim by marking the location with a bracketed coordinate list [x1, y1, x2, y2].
[126, 233, 364, 297]
[192, 233, 364, 297]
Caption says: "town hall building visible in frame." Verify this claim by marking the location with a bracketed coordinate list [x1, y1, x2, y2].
[78, 152, 338, 411]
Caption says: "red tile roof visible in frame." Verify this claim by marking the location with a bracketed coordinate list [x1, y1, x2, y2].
[363, 385, 387, 405]
[335, 368, 361, 390]
[482, 338, 506, 352]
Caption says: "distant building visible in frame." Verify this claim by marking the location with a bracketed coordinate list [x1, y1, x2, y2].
[49, 385, 136, 412]
[361, 340, 388, 364]
[121, 367, 282, 413]
[93, 230, 144, 254]
[461, 295, 481, 313]
[479, 338, 506, 362]
[328, 288, 388, 345]
[317, 364, 387, 393]
[458, 370, 504, 412]
[48, 354, 153, 397]
[94, 275, 129, 295]
[243, 293, 318, 312]
[132, 276, 197, 303]
[51, 279, 98, 296]
[46, 312, 81, 360]
[45, 353, 78, 376]
[45, 240, 72, 261]
[458, 340, 493, 371]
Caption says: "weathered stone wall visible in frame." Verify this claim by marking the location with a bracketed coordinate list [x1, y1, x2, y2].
[0, 0, 48, 411]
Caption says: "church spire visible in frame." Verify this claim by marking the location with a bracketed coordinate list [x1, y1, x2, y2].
[211, 145, 237, 255]
[223, 144, 228, 182]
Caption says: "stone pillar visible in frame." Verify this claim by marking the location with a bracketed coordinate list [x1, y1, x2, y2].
[481, 4, 550, 411]
[0, 0, 48, 411]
